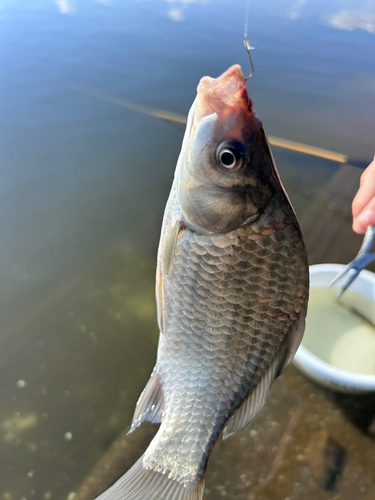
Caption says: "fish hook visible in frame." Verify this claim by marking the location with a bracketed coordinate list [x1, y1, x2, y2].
[243, 39, 255, 80]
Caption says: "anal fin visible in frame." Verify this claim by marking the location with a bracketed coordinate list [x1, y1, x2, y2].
[129, 369, 165, 433]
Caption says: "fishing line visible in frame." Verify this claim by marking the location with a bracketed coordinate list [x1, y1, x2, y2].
[243, 0, 254, 80]
[244, 0, 250, 41]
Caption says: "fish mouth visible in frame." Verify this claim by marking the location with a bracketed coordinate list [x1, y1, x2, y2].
[194, 64, 253, 122]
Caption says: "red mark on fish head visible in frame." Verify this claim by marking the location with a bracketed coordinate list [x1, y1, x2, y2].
[240, 85, 253, 113]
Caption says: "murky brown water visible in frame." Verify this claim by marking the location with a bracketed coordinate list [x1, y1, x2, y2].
[1, 0, 375, 499]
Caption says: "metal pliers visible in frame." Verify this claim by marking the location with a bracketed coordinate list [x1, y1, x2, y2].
[327, 225, 375, 297]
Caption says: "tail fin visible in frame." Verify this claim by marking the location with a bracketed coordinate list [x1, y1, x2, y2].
[95, 455, 204, 500]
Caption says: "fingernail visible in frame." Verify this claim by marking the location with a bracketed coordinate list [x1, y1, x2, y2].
[358, 210, 374, 223]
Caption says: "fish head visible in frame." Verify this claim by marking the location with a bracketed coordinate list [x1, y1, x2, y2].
[176, 64, 279, 233]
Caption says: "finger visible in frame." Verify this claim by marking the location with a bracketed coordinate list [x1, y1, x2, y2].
[353, 218, 367, 234]
[359, 157, 375, 185]
[353, 197, 375, 234]
[352, 159, 375, 218]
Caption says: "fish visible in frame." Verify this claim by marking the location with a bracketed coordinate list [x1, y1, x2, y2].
[95, 64, 309, 500]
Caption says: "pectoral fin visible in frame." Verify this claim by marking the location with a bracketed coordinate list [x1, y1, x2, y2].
[160, 220, 182, 276]
[156, 220, 183, 332]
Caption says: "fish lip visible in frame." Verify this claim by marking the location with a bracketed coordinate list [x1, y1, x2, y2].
[195, 64, 253, 120]
[197, 64, 245, 93]
[182, 65, 255, 150]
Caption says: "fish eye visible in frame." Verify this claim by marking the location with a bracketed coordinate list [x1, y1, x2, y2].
[216, 141, 244, 171]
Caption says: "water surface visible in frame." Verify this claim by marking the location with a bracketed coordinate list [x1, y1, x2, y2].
[1, 1, 375, 498]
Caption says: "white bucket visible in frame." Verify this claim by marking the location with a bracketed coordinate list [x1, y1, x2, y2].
[293, 263, 375, 393]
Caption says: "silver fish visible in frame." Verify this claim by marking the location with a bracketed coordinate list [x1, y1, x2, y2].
[96, 64, 309, 500]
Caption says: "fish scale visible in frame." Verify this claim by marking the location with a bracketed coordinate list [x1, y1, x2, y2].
[142, 204, 306, 488]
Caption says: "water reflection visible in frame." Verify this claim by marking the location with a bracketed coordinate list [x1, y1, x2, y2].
[165, 0, 211, 22]
[167, 8, 185, 22]
[56, 0, 76, 15]
[328, 9, 375, 33]
[287, 0, 308, 21]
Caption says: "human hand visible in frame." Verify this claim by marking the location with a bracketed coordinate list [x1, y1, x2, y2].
[352, 156, 375, 234]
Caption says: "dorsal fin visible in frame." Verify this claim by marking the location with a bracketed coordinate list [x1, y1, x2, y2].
[223, 308, 306, 439]
[222, 351, 280, 439]
[278, 303, 307, 376]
